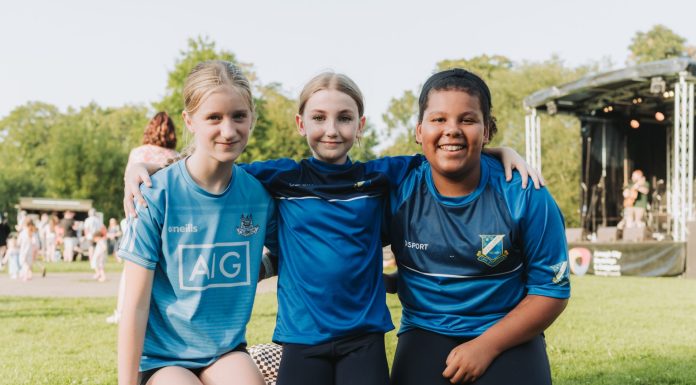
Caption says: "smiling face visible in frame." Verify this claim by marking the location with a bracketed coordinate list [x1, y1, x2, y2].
[417, 89, 489, 196]
[183, 86, 252, 166]
[296, 89, 365, 165]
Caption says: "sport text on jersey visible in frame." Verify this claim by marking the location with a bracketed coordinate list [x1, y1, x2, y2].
[405, 240, 429, 250]
[177, 242, 251, 291]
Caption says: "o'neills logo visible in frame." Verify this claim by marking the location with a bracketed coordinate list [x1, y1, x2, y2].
[168, 224, 199, 233]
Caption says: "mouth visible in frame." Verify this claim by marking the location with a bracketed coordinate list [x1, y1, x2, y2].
[438, 144, 466, 152]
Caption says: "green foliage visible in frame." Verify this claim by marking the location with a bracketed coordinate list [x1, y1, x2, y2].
[241, 83, 310, 163]
[0, 101, 147, 221]
[2, 275, 696, 384]
[628, 24, 688, 64]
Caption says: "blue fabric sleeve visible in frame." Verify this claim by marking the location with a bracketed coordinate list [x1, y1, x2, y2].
[519, 187, 571, 298]
[117, 186, 164, 270]
[239, 159, 299, 190]
[364, 155, 425, 187]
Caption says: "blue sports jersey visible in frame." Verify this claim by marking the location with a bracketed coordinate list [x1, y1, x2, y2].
[118, 160, 277, 371]
[242, 156, 423, 344]
[389, 154, 570, 338]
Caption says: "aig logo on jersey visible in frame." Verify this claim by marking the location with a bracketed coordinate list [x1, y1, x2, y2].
[177, 242, 250, 291]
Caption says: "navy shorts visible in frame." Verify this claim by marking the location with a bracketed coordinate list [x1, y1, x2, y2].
[139, 344, 248, 385]
[277, 332, 389, 385]
[390, 328, 552, 385]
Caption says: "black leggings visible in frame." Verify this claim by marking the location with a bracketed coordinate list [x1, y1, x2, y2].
[277, 332, 389, 385]
[390, 328, 552, 385]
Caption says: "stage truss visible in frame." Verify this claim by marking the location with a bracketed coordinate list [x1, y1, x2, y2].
[525, 68, 695, 241]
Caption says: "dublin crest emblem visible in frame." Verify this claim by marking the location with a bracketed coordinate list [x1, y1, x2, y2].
[476, 234, 509, 267]
[236, 214, 259, 237]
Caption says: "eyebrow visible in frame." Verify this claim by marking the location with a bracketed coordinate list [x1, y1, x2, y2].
[308, 108, 355, 114]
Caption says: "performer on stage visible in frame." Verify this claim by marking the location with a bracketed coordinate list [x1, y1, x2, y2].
[622, 169, 650, 229]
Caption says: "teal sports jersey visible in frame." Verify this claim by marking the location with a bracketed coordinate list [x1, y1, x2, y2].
[242, 156, 423, 344]
[389, 155, 570, 338]
[118, 160, 277, 371]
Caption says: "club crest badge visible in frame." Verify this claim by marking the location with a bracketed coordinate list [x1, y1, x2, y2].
[236, 214, 259, 237]
[476, 234, 509, 267]
[550, 261, 569, 286]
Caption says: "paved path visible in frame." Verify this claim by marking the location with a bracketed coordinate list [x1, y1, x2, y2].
[0, 273, 278, 297]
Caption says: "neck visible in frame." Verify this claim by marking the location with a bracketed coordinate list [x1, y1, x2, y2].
[185, 152, 234, 194]
[431, 165, 481, 198]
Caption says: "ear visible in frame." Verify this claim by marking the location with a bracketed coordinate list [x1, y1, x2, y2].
[357, 116, 366, 138]
[295, 114, 306, 136]
[415, 122, 423, 145]
[182, 111, 194, 134]
[483, 124, 490, 144]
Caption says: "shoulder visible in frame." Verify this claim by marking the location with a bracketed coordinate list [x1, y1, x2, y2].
[235, 166, 271, 195]
[139, 161, 184, 210]
[241, 158, 300, 174]
[363, 154, 425, 172]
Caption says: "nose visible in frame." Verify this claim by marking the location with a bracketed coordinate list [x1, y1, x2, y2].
[325, 119, 339, 137]
[443, 121, 462, 137]
[220, 119, 239, 141]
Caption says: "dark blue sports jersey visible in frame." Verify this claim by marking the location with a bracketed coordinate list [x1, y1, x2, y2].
[242, 156, 423, 344]
[389, 154, 570, 338]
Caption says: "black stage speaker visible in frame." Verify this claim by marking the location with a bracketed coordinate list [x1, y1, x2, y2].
[622, 227, 645, 242]
[565, 228, 583, 243]
[597, 226, 617, 242]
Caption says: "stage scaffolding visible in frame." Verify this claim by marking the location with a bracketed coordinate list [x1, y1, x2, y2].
[524, 59, 696, 241]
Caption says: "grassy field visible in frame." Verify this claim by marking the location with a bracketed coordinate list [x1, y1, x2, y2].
[33, 256, 124, 274]
[1, 275, 695, 384]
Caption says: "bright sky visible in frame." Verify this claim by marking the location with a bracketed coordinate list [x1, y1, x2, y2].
[2, 0, 695, 146]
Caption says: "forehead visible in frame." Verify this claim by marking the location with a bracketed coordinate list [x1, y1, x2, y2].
[197, 86, 250, 111]
[305, 89, 359, 112]
[425, 89, 482, 113]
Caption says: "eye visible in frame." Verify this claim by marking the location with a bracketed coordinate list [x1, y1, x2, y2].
[312, 115, 325, 122]
[207, 114, 222, 121]
[431, 117, 446, 123]
[338, 115, 353, 123]
[232, 112, 248, 121]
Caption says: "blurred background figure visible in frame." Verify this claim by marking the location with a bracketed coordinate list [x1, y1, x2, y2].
[0, 214, 10, 269]
[106, 218, 122, 258]
[107, 111, 178, 324]
[18, 217, 39, 281]
[58, 210, 78, 262]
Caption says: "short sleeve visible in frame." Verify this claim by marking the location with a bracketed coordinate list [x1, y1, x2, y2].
[117, 187, 164, 270]
[520, 187, 571, 299]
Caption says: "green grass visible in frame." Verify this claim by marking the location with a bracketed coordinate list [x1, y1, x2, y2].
[1, 275, 695, 384]
[33, 256, 124, 274]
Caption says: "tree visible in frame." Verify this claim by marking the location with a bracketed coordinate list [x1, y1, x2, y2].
[44, 104, 148, 220]
[628, 25, 688, 64]
[0, 102, 60, 215]
[241, 83, 310, 163]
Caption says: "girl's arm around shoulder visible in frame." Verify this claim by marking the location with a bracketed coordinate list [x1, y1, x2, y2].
[483, 147, 545, 189]
[363, 154, 426, 187]
[118, 261, 154, 385]
[238, 158, 300, 187]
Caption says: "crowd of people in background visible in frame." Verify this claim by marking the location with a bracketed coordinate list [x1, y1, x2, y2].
[0, 210, 125, 282]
